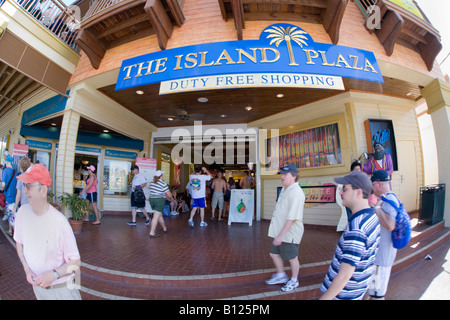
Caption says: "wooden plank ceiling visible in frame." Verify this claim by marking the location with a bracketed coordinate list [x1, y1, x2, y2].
[96, 76, 422, 128]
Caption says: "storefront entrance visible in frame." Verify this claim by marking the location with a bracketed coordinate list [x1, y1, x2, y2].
[151, 124, 260, 221]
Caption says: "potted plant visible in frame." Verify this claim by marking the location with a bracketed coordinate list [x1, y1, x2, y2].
[47, 191, 61, 211]
[58, 192, 89, 234]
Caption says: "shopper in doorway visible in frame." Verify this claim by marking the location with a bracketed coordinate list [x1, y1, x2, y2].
[2, 155, 17, 237]
[80, 165, 101, 225]
[210, 171, 229, 221]
[187, 166, 211, 228]
[14, 164, 82, 300]
[169, 186, 179, 215]
[128, 165, 150, 226]
[239, 171, 254, 189]
[266, 164, 305, 292]
[320, 171, 380, 300]
[365, 170, 398, 300]
[148, 170, 174, 238]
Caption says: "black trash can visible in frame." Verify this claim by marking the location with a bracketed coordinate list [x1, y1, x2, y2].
[419, 184, 446, 225]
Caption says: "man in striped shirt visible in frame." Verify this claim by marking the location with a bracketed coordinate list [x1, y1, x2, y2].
[320, 171, 380, 300]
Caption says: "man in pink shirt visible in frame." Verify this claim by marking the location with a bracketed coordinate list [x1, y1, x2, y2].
[14, 164, 82, 300]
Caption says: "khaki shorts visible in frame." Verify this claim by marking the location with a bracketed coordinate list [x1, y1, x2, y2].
[211, 191, 224, 209]
[270, 242, 299, 260]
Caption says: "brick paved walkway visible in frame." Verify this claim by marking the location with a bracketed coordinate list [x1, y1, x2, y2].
[1, 211, 448, 300]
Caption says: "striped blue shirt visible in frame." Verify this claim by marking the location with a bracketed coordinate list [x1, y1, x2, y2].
[321, 208, 380, 300]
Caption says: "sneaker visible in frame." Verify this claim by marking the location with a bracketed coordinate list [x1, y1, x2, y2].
[200, 221, 208, 227]
[281, 278, 299, 292]
[188, 219, 194, 228]
[265, 273, 288, 285]
[127, 221, 136, 226]
[145, 219, 150, 225]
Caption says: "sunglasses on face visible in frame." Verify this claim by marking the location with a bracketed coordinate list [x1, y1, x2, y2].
[342, 185, 357, 192]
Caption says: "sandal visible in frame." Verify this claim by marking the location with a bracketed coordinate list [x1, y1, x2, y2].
[149, 234, 160, 238]
[92, 221, 101, 225]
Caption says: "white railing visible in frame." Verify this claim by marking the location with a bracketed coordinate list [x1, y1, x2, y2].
[14, 0, 81, 51]
[83, 0, 125, 21]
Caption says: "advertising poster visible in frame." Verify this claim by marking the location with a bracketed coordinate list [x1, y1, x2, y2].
[228, 189, 254, 226]
[136, 157, 157, 212]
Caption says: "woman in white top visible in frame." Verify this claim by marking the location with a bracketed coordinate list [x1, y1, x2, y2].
[148, 170, 174, 238]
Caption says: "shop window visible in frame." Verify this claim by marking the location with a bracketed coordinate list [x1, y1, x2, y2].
[0, 136, 8, 158]
[103, 159, 133, 196]
[266, 123, 342, 171]
[29, 150, 51, 169]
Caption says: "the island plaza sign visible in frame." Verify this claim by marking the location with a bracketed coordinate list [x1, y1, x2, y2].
[115, 23, 383, 94]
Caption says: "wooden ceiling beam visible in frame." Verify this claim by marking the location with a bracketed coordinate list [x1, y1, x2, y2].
[232, 0, 245, 40]
[76, 29, 106, 70]
[145, 0, 174, 50]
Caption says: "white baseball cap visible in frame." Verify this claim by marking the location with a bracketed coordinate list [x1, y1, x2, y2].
[155, 170, 165, 176]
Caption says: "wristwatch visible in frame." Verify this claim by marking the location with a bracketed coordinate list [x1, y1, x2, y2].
[53, 269, 60, 279]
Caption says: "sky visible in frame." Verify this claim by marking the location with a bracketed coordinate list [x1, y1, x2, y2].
[61, 0, 450, 76]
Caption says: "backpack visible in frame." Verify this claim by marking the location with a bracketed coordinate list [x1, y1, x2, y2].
[381, 193, 412, 249]
[133, 186, 146, 205]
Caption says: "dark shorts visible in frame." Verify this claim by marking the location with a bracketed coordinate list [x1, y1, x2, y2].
[86, 192, 97, 203]
[270, 242, 299, 260]
[149, 197, 166, 212]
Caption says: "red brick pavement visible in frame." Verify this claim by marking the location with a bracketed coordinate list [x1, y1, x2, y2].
[1, 212, 448, 300]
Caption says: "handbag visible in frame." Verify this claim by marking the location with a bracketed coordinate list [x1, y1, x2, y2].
[1, 169, 16, 206]
[0, 191, 5, 207]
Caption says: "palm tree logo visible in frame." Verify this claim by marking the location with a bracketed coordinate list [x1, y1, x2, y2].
[264, 25, 309, 66]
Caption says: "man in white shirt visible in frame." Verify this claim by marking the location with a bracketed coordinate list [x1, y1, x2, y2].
[266, 164, 305, 292]
[128, 165, 150, 226]
[187, 166, 211, 228]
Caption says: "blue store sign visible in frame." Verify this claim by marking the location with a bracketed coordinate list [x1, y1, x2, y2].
[116, 23, 383, 93]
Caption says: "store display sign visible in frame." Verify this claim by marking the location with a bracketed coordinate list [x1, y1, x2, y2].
[228, 189, 254, 226]
[13, 143, 28, 157]
[116, 23, 383, 93]
[277, 184, 336, 204]
[25, 140, 52, 150]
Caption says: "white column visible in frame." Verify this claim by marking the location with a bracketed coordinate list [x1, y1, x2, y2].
[56, 109, 80, 218]
[421, 78, 450, 227]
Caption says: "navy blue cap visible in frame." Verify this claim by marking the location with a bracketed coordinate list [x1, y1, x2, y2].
[278, 163, 298, 175]
[371, 170, 390, 182]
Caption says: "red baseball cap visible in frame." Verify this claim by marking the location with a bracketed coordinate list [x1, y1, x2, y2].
[17, 164, 52, 187]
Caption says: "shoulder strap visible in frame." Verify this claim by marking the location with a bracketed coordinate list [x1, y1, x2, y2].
[4, 169, 15, 193]
[381, 193, 401, 213]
